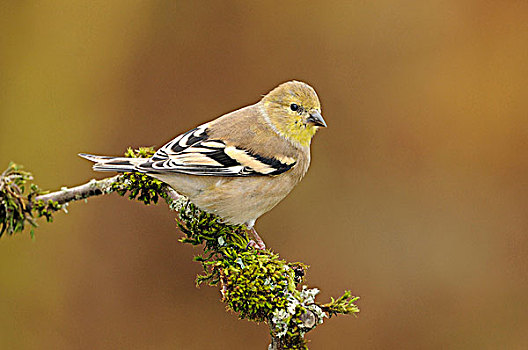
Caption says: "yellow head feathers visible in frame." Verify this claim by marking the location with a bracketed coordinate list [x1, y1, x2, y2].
[261, 81, 326, 147]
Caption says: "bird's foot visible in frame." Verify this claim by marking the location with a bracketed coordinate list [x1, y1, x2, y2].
[247, 227, 266, 250]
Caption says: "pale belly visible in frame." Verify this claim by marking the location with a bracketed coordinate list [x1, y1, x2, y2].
[152, 173, 297, 226]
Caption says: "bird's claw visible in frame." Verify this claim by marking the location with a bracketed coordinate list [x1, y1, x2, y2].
[247, 239, 266, 250]
[247, 227, 266, 250]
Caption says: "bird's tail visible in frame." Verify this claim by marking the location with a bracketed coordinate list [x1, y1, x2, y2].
[78, 153, 146, 173]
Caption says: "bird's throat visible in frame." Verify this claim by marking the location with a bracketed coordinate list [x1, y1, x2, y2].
[275, 121, 316, 147]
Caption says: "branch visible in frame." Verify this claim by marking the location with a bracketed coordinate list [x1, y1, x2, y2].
[34, 176, 120, 204]
[33, 175, 181, 206]
[0, 149, 359, 349]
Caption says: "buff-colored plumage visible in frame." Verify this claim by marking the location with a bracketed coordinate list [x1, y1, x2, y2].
[80, 81, 326, 248]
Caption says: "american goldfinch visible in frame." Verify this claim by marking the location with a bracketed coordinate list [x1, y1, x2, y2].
[80, 80, 326, 249]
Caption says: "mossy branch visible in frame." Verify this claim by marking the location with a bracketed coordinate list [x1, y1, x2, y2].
[0, 148, 360, 349]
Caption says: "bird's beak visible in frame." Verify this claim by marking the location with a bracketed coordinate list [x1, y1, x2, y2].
[307, 110, 327, 127]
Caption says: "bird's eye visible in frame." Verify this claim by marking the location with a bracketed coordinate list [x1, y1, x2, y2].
[290, 104, 299, 112]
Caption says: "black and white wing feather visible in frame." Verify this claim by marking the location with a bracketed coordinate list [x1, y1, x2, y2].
[139, 123, 297, 177]
[81, 123, 297, 177]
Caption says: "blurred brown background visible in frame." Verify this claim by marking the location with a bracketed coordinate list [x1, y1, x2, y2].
[1, 1, 527, 349]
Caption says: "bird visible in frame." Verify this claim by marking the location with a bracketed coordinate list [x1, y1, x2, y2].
[80, 80, 326, 249]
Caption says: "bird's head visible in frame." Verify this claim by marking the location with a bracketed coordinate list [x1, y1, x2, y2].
[261, 81, 326, 147]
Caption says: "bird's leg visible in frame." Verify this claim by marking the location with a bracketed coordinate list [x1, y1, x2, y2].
[247, 227, 266, 250]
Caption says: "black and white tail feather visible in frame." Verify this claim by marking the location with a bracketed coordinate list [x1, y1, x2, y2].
[80, 123, 296, 177]
[78, 153, 146, 173]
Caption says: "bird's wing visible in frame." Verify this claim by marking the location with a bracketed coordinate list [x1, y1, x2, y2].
[139, 123, 297, 177]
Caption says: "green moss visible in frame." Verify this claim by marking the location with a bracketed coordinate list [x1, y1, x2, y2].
[175, 201, 358, 349]
[218, 249, 297, 321]
[111, 147, 167, 205]
[178, 201, 249, 249]
[33, 199, 62, 223]
[0, 163, 55, 237]
[321, 290, 360, 318]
